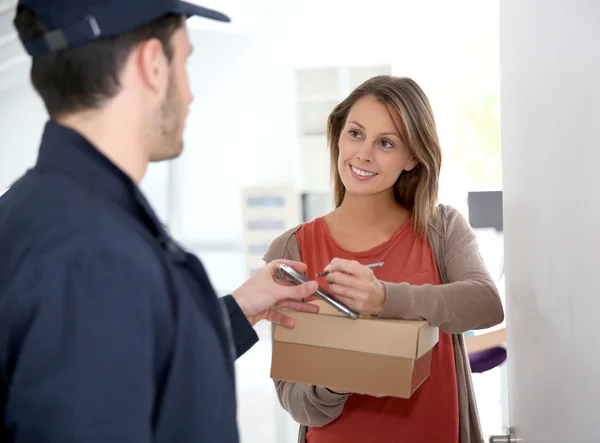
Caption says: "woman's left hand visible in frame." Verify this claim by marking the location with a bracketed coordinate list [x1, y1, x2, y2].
[323, 258, 386, 316]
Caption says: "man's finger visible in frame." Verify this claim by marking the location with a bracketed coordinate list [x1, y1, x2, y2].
[276, 299, 320, 314]
[276, 281, 317, 301]
[268, 259, 307, 274]
[274, 279, 296, 287]
[265, 309, 295, 328]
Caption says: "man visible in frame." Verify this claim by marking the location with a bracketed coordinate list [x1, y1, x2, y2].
[0, 1, 318, 442]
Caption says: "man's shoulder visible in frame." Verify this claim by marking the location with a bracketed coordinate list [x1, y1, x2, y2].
[0, 172, 163, 277]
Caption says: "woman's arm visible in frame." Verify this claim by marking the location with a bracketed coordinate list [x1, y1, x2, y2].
[273, 380, 349, 427]
[378, 207, 504, 333]
[264, 229, 350, 427]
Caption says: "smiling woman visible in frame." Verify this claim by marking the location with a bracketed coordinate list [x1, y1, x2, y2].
[264, 75, 503, 443]
[335, 96, 417, 204]
[327, 76, 442, 238]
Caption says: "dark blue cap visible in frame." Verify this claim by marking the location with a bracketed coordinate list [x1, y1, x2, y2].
[16, 0, 230, 56]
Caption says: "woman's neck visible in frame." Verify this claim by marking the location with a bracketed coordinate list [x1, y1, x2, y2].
[324, 193, 410, 252]
[330, 192, 410, 232]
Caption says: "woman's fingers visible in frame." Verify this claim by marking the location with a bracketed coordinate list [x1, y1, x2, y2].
[330, 291, 362, 311]
[325, 270, 362, 288]
[323, 258, 373, 278]
[328, 283, 363, 302]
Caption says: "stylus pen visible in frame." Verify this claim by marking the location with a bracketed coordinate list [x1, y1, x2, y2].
[317, 261, 384, 277]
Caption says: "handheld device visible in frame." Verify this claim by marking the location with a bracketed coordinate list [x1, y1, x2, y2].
[277, 263, 359, 319]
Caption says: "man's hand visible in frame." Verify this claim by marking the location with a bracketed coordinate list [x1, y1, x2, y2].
[232, 259, 319, 328]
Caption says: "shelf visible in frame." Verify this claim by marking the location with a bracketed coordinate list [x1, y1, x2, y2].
[300, 137, 330, 191]
[296, 68, 338, 97]
[297, 100, 337, 136]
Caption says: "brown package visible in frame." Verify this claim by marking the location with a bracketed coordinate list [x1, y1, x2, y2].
[271, 300, 439, 398]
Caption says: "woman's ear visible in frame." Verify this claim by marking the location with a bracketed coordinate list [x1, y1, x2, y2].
[404, 157, 418, 172]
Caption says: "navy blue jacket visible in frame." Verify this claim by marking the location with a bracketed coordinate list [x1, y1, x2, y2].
[0, 121, 259, 443]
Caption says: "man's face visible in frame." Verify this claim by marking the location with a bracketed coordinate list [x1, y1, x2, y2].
[149, 25, 194, 162]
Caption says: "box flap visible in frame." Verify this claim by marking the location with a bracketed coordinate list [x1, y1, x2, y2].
[274, 300, 438, 358]
[416, 322, 440, 358]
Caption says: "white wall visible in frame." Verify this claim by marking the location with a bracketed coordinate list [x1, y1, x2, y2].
[168, 26, 298, 292]
[0, 82, 172, 223]
[169, 29, 297, 246]
[0, 81, 44, 191]
[500, 0, 600, 441]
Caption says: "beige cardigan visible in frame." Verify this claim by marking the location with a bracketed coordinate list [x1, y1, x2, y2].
[263, 204, 505, 443]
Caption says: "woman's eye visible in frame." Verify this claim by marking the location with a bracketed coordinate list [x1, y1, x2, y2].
[381, 139, 394, 148]
[348, 130, 361, 138]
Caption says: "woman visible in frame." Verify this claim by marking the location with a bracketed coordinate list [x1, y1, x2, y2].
[264, 76, 504, 443]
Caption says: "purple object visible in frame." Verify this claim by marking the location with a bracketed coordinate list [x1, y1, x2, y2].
[469, 346, 507, 373]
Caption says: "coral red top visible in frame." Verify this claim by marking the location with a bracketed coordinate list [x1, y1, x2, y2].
[296, 217, 459, 443]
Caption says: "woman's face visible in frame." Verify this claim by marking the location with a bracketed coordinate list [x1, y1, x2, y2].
[337, 95, 416, 200]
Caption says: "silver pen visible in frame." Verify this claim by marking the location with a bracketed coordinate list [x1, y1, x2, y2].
[317, 261, 384, 277]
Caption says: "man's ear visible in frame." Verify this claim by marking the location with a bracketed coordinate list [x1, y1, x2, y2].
[404, 156, 418, 172]
[135, 38, 169, 94]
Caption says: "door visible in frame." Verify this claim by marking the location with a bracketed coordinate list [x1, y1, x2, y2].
[498, 1, 600, 442]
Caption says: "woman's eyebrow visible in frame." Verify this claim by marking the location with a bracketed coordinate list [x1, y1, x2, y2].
[347, 120, 401, 138]
[347, 120, 365, 129]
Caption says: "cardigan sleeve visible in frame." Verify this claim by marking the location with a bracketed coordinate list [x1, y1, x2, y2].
[377, 207, 504, 334]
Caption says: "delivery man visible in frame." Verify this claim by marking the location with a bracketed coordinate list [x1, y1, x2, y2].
[0, 1, 318, 442]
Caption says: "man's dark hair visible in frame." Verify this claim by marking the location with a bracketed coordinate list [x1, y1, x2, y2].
[13, 8, 184, 118]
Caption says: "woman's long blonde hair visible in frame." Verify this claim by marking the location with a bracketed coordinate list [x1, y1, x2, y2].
[327, 76, 442, 237]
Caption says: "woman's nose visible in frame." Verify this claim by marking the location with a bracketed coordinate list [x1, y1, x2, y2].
[356, 140, 375, 162]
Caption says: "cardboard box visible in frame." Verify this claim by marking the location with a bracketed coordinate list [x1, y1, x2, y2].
[271, 300, 439, 398]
